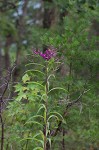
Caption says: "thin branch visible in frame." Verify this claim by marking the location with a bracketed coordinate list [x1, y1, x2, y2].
[0, 64, 16, 150]
[51, 89, 90, 137]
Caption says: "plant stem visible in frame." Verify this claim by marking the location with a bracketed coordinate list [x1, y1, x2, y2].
[0, 88, 4, 150]
[62, 128, 65, 150]
[25, 132, 30, 150]
[67, 61, 72, 100]
[0, 114, 4, 150]
[44, 63, 49, 150]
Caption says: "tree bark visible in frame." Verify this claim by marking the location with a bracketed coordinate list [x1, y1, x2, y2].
[10, 0, 29, 98]
[4, 34, 11, 69]
[43, 0, 54, 29]
[43, 0, 55, 52]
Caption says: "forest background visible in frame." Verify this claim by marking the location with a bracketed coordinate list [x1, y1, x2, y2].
[0, 0, 99, 150]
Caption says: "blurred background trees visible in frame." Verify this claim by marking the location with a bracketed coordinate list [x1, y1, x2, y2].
[0, 0, 99, 149]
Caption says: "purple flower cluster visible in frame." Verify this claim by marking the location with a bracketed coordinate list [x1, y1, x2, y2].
[34, 49, 56, 60]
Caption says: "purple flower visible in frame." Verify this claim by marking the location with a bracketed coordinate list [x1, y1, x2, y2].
[34, 49, 56, 60]
[34, 50, 40, 55]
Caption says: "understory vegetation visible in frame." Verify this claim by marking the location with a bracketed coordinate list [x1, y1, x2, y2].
[0, 0, 99, 150]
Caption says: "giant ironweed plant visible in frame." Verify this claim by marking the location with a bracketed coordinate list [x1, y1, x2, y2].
[30, 49, 66, 150]
[7, 48, 67, 150]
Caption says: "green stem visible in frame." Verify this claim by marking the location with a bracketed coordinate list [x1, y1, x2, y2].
[44, 62, 48, 150]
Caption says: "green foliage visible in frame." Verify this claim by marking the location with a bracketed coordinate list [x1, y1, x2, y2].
[41, 12, 99, 149]
[5, 58, 66, 149]
[0, 1, 99, 149]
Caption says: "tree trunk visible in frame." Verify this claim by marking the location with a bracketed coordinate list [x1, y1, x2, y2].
[43, 0, 55, 52]
[4, 34, 11, 69]
[10, 0, 28, 98]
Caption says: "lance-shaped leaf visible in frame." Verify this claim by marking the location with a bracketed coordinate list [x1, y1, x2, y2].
[25, 69, 45, 76]
[49, 112, 64, 121]
[47, 138, 51, 148]
[26, 62, 45, 68]
[37, 104, 47, 114]
[47, 114, 59, 122]
[24, 120, 43, 127]
[26, 115, 44, 123]
[26, 81, 44, 88]
[33, 147, 43, 150]
[48, 87, 68, 94]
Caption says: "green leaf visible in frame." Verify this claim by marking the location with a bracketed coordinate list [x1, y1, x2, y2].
[48, 138, 51, 148]
[16, 93, 27, 101]
[39, 130, 44, 140]
[47, 115, 59, 122]
[26, 62, 45, 68]
[48, 87, 68, 94]
[24, 121, 43, 127]
[26, 82, 44, 88]
[20, 132, 43, 147]
[22, 74, 30, 83]
[33, 147, 43, 150]
[15, 83, 23, 92]
[47, 74, 55, 81]
[37, 104, 47, 114]
[49, 112, 64, 121]
[41, 94, 47, 101]
[25, 69, 45, 76]
[26, 115, 44, 123]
